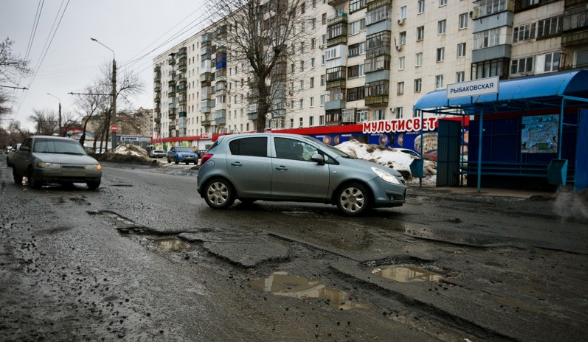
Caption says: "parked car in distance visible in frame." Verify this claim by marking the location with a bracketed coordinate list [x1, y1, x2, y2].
[167, 146, 198, 164]
[423, 150, 438, 161]
[149, 149, 166, 158]
[197, 133, 407, 216]
[11, 135, 102, 189]
[395, 148, 420, 158]
[6, 143, 22, 166]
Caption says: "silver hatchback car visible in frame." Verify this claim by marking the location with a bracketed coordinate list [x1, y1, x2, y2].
[197, 133, 407, 216]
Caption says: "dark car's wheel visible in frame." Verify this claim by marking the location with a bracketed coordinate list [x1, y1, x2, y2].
[13, 167, 22, 185]
[87, 180, 101, 190]
[167, 157, 171, 163]
[28, 168, 42, 189]
[336, 182, 369, 216]
[175, 157, 179, 165]
[204, 178, 235, 209]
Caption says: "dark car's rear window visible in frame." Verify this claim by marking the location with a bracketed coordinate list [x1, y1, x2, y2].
[175, 147, 193, 152]
[229, 137, 267, 157]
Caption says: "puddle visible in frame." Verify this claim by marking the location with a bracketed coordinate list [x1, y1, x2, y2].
[153, 237, 189, 251]
[372, 266, 442, 283]
[88, 210, 135, 229]
[251, 272, 371, 310]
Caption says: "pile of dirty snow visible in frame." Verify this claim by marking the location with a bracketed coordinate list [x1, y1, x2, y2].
[98, 144, 157, 165]
[335, 139, 436, 183]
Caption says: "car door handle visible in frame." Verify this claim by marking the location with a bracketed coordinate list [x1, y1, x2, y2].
[275, 166, 288, 171]
[230, 161, 243, 167]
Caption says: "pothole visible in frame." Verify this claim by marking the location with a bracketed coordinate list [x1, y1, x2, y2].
[250, 271, 371, 310]
[152, 237, 189, 251]
[372, 266, 442, 283]
[110, 184, 133, 187]
[88, 210, 135, 229]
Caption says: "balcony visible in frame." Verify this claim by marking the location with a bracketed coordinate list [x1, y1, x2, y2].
[154, 72, 161, 82]
[178, 47, 187, 59]
[169, 109, 177, 119]
[213, 109, 226, 125]
[177, 82, 187, 93]
[367, 0, 392, 11]
[327, 12, 348, 26]
[179, 111, 187, 118]
[154, 104, 161, 113]
[201, 99, 215, 113]
[178, 62, 187, 72]
[200, 72, 213, 83]
[202, 119, 212, 126]
[325, 99, 346, 110]
[326, 80, 346, 89]
[169, 123, 176, 130]
[365, 94, 389, 105]
[178, 95, 187, 104]
[562, 30, 588, 46]
[154, 65, 161, 72]
[272, 109, 286, 118]
[153, 112, 161, 121]
[154, 85, 161, 93]
[168, 90, 176, 98]
[247, 113, 258, 120]
[247, 103, 258, 114]
[216, 25, 227, 39]
[168, 56, 176, 65]
[328, 0, 347, 6]
[327, 35, 348, 47]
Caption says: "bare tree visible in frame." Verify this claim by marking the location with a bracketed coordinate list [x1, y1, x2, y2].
[211, 0, 307, 132]
[29, 109, 58, 135]
[1, 38, 32, 118]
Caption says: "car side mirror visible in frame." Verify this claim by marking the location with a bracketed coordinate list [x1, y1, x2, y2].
[311, 153, 325, 165]
[20, 146, 30, 152]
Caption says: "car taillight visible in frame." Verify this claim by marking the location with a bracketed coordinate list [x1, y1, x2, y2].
[200, 154, 213, 165]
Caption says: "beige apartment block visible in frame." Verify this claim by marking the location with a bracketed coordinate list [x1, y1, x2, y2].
[152, 0, 588, 146]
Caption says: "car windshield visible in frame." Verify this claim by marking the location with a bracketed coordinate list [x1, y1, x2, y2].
[33, 139, 86, 155]
[176, 147, 193, 153]
[301, 135, 352, 158]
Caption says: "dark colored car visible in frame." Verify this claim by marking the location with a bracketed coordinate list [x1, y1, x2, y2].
[167, 146, 198, 164]
[11, 135, 102, 189]
[197, 133, 407, 216]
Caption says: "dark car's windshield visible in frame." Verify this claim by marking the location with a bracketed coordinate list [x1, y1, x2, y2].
[33, 139, 86, 155]
[175, 147, 194, 153]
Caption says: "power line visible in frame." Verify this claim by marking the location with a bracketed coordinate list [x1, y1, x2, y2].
[24, 0, 44, 62]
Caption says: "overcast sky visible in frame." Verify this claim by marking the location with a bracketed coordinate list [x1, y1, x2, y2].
[1, 0, 211, 130]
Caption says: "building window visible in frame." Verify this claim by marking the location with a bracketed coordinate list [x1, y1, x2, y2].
[457, 43, 466, 58]
[435, 75, 444, 89]
[311, 38, 316, 49]
[374, 109, 385, 121]
[311, 57, 315, 68]
[357, 110, 369, 123]
[347, 86, 365, 101]
[320, 74, 325, 86]
[418, 0, 425, 14]
[399, 56, 405, 70]
[299, 99, 303, 109]
[417, 26, 425, 41]
[415, 78, 422, 93]
[440, 0, 447, 6]
[349, 0, 368, 13]
[347, 65, 362, 78]
[300, 61, 304, 71]
[319, 115, 324, 125]
[322, 13, 326, 25]
[309, 116, 314, 126]
[299, 117, 303, 127]
[397, 82, 404, 95]
[310, 77, 315, 88]
[459, 13, 468, 29]
[349, 19, 366, 36]
[399, 31, 406, 45]
[416, 52, 423, 66]
[438, 20, 446, 35]
[513, 23, 536, 42]
[400, 5, 407, 19]
[510, 56, 534, 75]
[472, 58, 509, 80]
[436, 48, 445, 62]
[478, 0, 507, 17]
[396, 107, 404, 119]
[537, 52, 561, 73]
[473, 28, 501, 49]
[456, 71, 465, 83]
[348, 42, 366, 57]
[537, 17, 562, 39]
[310, 97, 314, 107]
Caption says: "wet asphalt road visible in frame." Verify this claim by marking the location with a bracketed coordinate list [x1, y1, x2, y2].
[0, 159, 587, 342]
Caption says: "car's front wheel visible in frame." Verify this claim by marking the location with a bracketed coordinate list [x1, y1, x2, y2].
[336, 182, 369, 216]
[28, 168, 42, 189]
[87, 180, 101, 190]
[204, 178, 235, 209]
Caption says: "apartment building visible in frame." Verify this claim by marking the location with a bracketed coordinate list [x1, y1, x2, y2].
[152, 0, 588, 150]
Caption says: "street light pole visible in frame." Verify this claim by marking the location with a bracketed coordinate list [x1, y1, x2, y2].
[90, 37, 117, 151]
[47, 93, 62, 136]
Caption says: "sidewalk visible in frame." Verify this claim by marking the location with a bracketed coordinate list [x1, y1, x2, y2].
[407, 184, 557, 199]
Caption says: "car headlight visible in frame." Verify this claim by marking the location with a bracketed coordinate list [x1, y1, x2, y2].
[371, 167, 400, 184]
[37, 162, 61, 168]
[85, 164, 102, 170]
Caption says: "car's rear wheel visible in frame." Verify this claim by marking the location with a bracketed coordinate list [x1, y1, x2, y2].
[13, 167, 22, 184]
[204, 178, 235, 209]
[167, 157, 171, 163]
[336, 182, 369, 216]
[175, 158, 179, 164]
[87, 180, 101, 190]
[28, 168, 42, 189]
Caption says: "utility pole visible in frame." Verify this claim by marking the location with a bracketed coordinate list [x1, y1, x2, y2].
[47, 93, 62, 136]
[91, 37, 117, 151]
